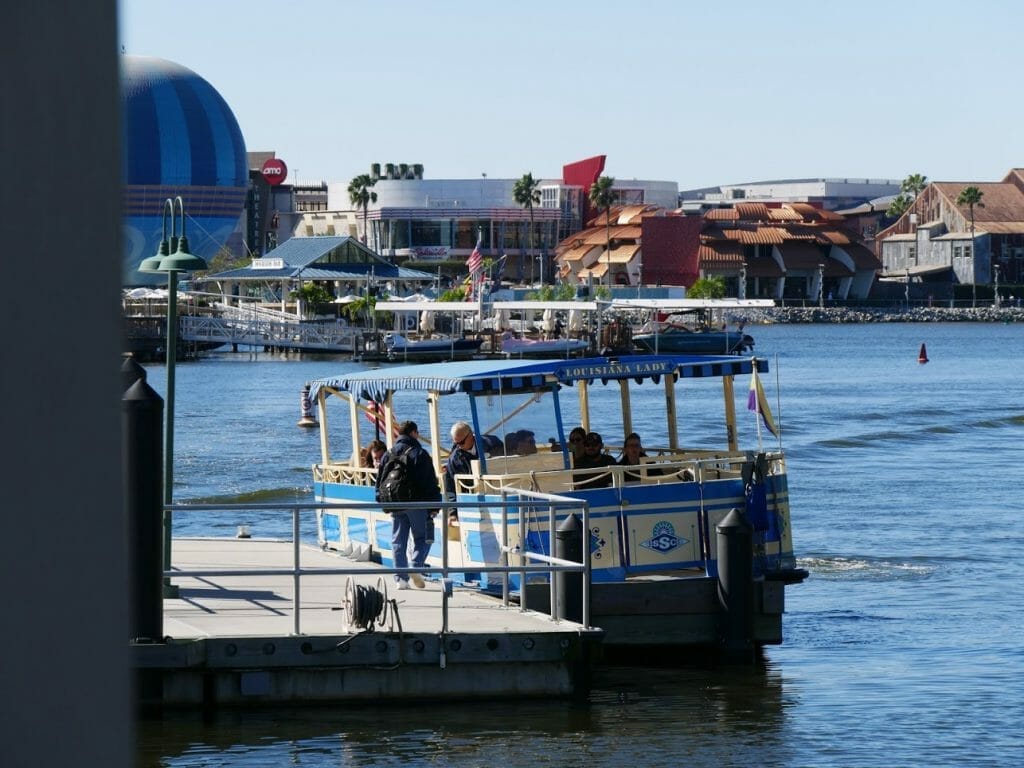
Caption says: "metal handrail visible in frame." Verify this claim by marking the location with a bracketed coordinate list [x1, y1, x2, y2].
[166, 494, 590, 636]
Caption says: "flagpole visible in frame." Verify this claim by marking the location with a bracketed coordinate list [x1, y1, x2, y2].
[774, 352, 783, 450]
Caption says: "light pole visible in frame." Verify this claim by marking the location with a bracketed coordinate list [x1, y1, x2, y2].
[994, 262, 1001, 307]
[970, 217, 977, 308]
[818, 263, 825, 309]
[739, 262, 747, 301]
[138, 197, 208, 598]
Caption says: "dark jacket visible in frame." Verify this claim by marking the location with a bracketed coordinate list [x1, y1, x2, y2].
[376, 434, 441, 507]
[444, 445, 476, 499]
[574, 452, 617, 489]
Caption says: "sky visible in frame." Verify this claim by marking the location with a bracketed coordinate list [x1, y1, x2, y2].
[120, 0, 1021, 191]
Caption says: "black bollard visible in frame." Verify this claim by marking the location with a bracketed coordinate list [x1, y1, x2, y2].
[717, 507, 754, 660]
[123, 378, 164, 642]
[121, 353, 147, 392]
[555, 513, 584, 623]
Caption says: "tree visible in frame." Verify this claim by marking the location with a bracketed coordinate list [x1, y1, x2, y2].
[887, 172, 928, 218]
[347, 174, 378, 244]
[687, 276, 726, 299]
[956, 186, 985, 307]
[588, 176, 616, 287]
[513, 172, 542, 283]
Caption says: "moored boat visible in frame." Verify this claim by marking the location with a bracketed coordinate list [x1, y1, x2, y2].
[384, 332, 484, 362]
[499, 334, 590, 358]
[308, 353, 806, 657]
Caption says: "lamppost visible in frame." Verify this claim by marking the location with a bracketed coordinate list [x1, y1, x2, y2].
[138, 197, 208, 597]
[818, 263, 825, 309]
[994, 262, 1001, 307]
[739, 262, 747, 301]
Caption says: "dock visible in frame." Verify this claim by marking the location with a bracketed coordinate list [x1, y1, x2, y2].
[132, 538, 602, 708]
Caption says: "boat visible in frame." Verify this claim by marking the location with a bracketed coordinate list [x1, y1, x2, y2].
[499, 333, 590, 358]
[632, 317, 755, 355]
[307, 353, 806, 657]
[612, 298, 771, 356]
[384, 332, 484, 362]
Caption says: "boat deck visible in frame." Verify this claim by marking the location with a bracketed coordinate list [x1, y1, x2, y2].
[133, 538, 600, 708]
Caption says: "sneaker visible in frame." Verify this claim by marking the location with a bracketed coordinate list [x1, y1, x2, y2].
[395, 580, 410, 590]
[410, 573, 425, 589]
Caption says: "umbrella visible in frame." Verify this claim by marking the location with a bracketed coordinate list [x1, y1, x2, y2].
[494, 308, 511, 331]
[542, 308, 555, 332]
[568, 308, 583, 332]
[419, 310, 435, 332]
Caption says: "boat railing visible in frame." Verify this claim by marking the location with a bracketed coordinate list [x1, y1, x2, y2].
[165, 496, 591, 636]
[454, 449, 784, 494]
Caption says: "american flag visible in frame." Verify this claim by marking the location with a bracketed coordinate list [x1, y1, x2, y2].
[467, 236, 482, 275]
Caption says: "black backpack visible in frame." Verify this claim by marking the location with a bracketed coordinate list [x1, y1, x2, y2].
[376, 443, 418, 503]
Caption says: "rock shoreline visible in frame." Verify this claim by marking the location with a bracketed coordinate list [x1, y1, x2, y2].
[744, 306, 1024, 324]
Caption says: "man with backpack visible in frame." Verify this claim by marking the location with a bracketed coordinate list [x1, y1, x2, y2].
[375, 420, 441, 589]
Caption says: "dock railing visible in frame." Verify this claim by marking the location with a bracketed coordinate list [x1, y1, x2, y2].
[165, 493, 590, 636]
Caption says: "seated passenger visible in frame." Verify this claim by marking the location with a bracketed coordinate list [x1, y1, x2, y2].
[513, 429, 537, 455]
[567, 426, 587, 465]
[618, 432, 662, 482]
[573, 432, 617, 489]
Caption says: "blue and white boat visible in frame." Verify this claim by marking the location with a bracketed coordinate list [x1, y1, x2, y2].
[308, 353, 805, 654]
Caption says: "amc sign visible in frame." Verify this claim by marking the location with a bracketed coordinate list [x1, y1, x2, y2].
[261, 158, 288, 186]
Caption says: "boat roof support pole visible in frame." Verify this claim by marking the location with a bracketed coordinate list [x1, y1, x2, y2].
[426, 391, 442, 476]
[722, 375, 738, 452]
[468, 395, 486, 474]
[383, 394, 395, 449]
[348, 394, 362, 465]
[618, 379, 632, 439]
[664, 374, 678, 449]
[577, 380, 591, 433]
[317, 389, 331, 464]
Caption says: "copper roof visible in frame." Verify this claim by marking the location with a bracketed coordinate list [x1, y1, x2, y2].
[705, 208, 738, 222]
[735, 202, 771, 220]
[768, 207, 803, 221]
[605, 243, 640, 263]
[559, 243, 601, 263]
[720, 226, 786, 245]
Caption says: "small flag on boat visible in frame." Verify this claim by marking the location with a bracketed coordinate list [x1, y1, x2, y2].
[748, 367, 778, 437]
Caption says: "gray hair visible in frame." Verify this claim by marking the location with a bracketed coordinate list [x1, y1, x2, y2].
[450, 420, 472, 441]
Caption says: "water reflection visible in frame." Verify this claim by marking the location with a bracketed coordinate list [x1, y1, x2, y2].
[138, 664, 792, 767]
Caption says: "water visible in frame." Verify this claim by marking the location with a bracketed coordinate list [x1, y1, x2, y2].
[138, 323, 1024, 767]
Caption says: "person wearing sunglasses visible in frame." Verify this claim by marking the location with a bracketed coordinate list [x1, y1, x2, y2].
[618, 432, 662, 482]
[574, 431, 617, 489]
[567, 426, 587, 464]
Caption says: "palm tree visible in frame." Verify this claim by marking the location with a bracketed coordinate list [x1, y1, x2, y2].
[347, 174, 378, 245]
[589, 176, 616, 287]
[513, 172, 542, 283]
[887, 173, 928, 218]
[956, 186, 984, 307]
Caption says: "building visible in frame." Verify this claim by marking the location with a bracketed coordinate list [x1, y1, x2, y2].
[201, 236, 436, 310]
[276, 156, 680, 285]
[680, 177, 901, 213]
[876, 169, 1024, 291]
[556, 202, 880, 300]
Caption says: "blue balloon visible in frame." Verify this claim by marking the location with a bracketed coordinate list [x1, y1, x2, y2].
[121, 56, 248, 285]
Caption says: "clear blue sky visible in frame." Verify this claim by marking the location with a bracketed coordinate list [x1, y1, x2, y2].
[120, 0, 1020, 190]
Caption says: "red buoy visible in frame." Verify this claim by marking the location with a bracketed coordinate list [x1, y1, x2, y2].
[918, 343, 929, 364]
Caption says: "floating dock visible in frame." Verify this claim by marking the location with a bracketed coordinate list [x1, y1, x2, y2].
[132, 538, 601, 709]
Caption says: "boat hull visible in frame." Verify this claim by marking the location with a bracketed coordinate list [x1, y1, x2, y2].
[633, 331, 754, 355]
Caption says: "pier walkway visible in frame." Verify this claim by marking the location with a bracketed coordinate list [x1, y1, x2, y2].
[133, 538, 601, 708]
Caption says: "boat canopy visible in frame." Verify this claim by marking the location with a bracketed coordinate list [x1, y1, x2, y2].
[309, 354, 767, 403]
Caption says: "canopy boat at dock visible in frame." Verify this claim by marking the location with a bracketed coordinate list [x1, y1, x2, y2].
[307, 353, 806, 655]
[613, 298, 772, 356]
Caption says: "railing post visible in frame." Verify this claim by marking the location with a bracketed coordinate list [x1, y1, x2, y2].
[555, 512, 583, 623]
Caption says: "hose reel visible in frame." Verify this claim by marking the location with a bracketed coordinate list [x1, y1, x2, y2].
[343, 576, 392, 631]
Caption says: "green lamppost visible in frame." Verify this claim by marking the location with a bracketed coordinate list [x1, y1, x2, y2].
[138, 197, 208, 597]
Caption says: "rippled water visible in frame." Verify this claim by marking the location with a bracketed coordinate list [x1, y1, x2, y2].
[139, 322, 1024, 767]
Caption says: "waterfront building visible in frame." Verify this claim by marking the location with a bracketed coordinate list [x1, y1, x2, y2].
[237, 156, 677, 285]
[556, 201, 880, 301]
[680, 177, 901, 213]
[876, 168, 1024, 290]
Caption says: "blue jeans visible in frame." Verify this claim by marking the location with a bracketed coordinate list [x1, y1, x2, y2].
[391, 509, 433, 581]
